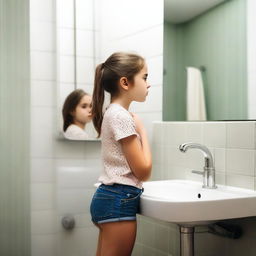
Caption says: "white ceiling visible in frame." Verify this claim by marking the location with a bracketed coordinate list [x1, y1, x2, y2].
[164, 0, 227, 24]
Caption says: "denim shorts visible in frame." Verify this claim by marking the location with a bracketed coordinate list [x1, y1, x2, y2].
[90, 183, 143, 224]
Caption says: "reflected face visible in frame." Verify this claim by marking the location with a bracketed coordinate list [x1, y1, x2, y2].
[72, 94, 92, 126]
[130, 64, 150, 102]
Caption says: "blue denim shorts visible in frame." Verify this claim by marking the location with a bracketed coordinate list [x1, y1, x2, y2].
[90, 183, 143, 224]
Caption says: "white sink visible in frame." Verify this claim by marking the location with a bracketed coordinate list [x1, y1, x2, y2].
[140, 179, 256, 226]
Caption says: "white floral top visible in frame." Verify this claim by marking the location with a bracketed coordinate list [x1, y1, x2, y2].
[64, 124, 89, 140]
[98, 103, 142, 188]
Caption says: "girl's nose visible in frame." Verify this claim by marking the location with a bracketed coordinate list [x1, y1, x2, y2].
[147, 84, 151, 89]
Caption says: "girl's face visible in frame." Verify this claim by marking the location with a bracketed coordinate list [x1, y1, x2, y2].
[130, 64, 150, 102]
[72, 94, 92, 126]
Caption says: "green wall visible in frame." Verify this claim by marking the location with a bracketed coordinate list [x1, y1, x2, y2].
[0, 0, 30, 255]
[163, 0, 247, 121]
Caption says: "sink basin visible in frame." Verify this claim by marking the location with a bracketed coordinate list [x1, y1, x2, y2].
[140, 179, 256, 226]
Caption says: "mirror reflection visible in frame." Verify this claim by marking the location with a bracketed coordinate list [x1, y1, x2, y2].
[62, 89, 94, 140]
[163, 0, 256, 121]
[56, 0, 99, 140]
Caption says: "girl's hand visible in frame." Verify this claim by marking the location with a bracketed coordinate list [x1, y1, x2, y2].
[130, 112, 145, 135]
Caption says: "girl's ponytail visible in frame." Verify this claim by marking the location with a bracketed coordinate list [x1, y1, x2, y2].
[92, 52, 145, 137]
[92, 63, 104, 137]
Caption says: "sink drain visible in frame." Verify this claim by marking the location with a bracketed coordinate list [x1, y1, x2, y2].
[197, 193, 201, 198]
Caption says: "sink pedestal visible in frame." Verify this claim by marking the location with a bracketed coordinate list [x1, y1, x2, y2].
[180, 226, 195, 256]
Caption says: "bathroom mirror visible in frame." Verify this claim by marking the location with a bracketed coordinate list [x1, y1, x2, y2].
[56, 0, 99, 140]
[56, 0, 163, 140]
[163, 0, 256, 121]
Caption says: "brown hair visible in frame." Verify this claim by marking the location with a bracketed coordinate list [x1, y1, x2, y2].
[92, 52, 145, 137]
[62, 89, 88, 131]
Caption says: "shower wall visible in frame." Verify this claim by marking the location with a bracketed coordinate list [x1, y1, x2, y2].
[0, 0, 30, 255]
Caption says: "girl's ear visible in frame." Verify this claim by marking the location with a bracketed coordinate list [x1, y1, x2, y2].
[70, 110, 75, 117]
[119, 77, 129, 91]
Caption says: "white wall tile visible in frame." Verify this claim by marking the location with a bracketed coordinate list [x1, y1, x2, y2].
[57, 188, 94, 215]
[55, 158, 100, 168]
[130, 86, 162, 113]
[30, 130, 54, 158]
[59, 56, 75, 83]
[58, 226, 98, 256]
[31, 183, 56, 211]
[57, 0, 74, 28]
[59, 83, 75, 106]
[103, 25, 163, 59]
[215, 172, 226, 185]
[132, 243, 144, 256]
[31, 106, 54, 132]
[185, 122, 204, 144]
[30, 21, 54, 51]
[31, 51, 55, 81]
[76, 0, 94, 30]
[152, 122, 166, 146]
[147, 56, 163, 86]
[76, 57, 94, 84]
[226, 174, 254, 190]
[30, 0, 55, 22]
[155, 224, 170, 252]
[54, 140, 87, 159]
[31, 81, 55, 107]
[135, 112, 162, 141]
[77, 84, 94, 95]
[227, 122, 255, 149]
[84, 141, 102, 159]
[31, 234, 58, 256]
[31, 158, 55, 183]
[31, 210, 58, 234]
[30, 106, 55, 158]
[203, 122, 226, 148]
[226, 149, 255, 176]
[100, 0, 163, 39]
[59, 28, 74, 55]
[214, 148, 226, 173]
[165, 122, 187, 147]
[57, 166, 100, 189]
[76, 30, 94, 57]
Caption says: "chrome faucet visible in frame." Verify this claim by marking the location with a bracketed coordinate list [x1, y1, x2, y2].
[179, 142, 217, 189]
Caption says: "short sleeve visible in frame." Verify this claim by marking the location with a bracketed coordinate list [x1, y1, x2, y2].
[110, 112, 138, 141]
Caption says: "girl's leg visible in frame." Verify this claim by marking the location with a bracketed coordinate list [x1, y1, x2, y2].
[99, 220, 137, 256]
[94, 223, 102, 256]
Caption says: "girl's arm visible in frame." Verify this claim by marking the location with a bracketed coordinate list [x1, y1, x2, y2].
[119, 114, 152, 181]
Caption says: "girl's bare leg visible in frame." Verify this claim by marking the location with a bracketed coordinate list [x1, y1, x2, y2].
[94, 223, 102, 256]
[98, 220, 137, 256]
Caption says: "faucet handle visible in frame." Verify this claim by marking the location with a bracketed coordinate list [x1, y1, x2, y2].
[192, 170, 204, 175]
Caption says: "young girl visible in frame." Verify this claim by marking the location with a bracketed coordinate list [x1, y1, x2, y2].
[90, 52, 152, 256]
[62, 89, 92, 140]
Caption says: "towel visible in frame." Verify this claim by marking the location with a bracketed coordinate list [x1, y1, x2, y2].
[186, 67, 207, 121]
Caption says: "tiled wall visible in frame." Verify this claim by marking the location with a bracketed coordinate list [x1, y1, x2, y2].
[152, 121, 256, 189]
[133, 121, 256, 256]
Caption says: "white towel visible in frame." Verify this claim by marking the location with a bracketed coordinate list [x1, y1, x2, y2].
[186, 67, 207, 121]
